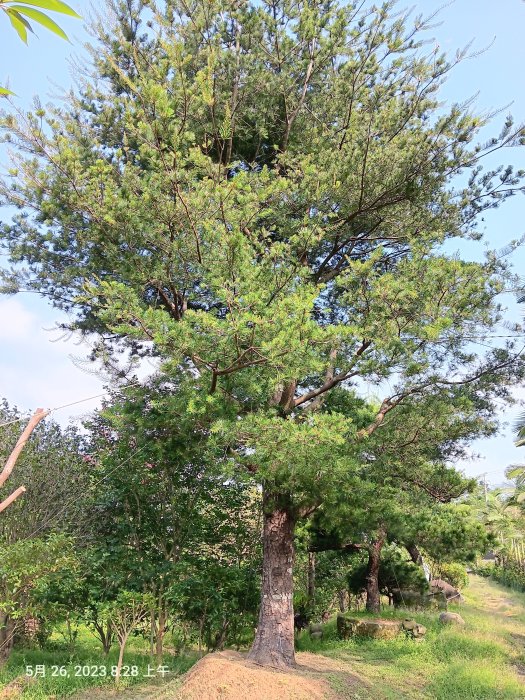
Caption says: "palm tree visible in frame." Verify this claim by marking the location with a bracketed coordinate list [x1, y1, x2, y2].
[479, 487, 525, 563]
[515, 413, 525, 448]
[506, 464, 525, 503]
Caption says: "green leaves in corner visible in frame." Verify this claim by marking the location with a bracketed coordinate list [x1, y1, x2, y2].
[0, 0, 80, 44]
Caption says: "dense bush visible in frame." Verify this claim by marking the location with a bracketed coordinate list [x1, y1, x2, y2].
[472, 560, 525, 592]
[170, 558, 259, 652]
[436, 563, 469, 590]
[489, 562, 525, 592]
[347, 546, 429, 602]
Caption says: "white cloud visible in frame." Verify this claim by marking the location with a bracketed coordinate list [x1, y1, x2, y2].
[0, 297, 36, 341]
[0, 296, 105, 425]
[0, 295, 158, 427]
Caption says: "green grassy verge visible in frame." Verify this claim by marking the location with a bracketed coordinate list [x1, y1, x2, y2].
[296, 575, 525, 699]
[0, 626, 197, 698]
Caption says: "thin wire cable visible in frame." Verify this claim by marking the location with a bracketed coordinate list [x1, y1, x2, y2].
[0, 416, 27, 428]
[0, 381, 142, 428]
[19, 442, 148, 542]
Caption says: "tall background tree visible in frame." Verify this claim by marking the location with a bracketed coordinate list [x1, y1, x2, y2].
[1, 0, 525, 667]
[79, 379, 261, 659]
[0, 399, 87, 537]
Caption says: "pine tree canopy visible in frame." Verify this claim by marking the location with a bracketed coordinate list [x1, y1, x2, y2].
[1, 0, 524, 492]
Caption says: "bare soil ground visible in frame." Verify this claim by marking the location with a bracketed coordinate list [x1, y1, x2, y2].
[172, 651, 366, 700]
[71, 651, 365, 700]
[170, 651, 363, 700]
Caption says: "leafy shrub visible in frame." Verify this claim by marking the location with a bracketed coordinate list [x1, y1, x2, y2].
[436, 562, 469, 590]
[470, 562, 492, 578]
[489, 561, 525, 592]
[170, 558, 259, 651]
[347, 545, 428, 600]
[472, 560, 525, 592]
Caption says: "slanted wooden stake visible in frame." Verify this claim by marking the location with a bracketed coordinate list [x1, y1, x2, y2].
[0, 408, 48, 514]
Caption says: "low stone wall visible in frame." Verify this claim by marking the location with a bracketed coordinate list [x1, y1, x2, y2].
[336, 614, 426, 641]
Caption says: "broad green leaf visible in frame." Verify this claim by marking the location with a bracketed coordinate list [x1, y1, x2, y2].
[7, 0, 80, 18]
[506, 466, 525, 479]
[5, 8, 32, 43]
[8, 5, 69, 39]
[0, 86, 15, 96]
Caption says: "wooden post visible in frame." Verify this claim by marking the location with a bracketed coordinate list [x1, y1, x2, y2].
[0, 408, 48, 514]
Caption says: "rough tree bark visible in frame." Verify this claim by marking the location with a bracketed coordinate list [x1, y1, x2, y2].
[0, 408, 48, 514]
[247, 490, 296, 668]
[407, 543, 423, 566]
[365, 530, 386, 614]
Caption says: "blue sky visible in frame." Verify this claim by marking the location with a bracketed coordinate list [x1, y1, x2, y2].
[1, 1, 524, 484]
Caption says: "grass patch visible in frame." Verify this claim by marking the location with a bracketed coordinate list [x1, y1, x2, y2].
[297, 576, 525, 699]
[428, 662, 525, 700]
[0, 627, 197, 699]
[431, 628, 507, 663]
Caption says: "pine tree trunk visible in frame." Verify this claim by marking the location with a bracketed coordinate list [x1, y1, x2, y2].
[365, 534, 385, 614]
[407, 543, 423, 566]
[248, 490, 296, 668]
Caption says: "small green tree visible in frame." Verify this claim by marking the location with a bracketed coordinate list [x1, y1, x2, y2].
[107, 591, 153, 684]
[171, 557, 259, 653]
[34, 557, 84, 652]
[406, 502, 493, 571]
[346, 545, 428, 606]
[310, 481, 431, 613]
[0, 535, 75, 663]
[80, 379, 261, 660]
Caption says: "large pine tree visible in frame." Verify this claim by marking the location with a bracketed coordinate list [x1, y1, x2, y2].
[1, 0, 524, 667]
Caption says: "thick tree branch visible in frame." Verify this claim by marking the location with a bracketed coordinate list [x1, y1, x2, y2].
[0, 486, 26, 515]
[294, 341, 371, 409]
[0, 408, 48, 514]
[360, 347, 525, 438]
[390, 470, 467, 503]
